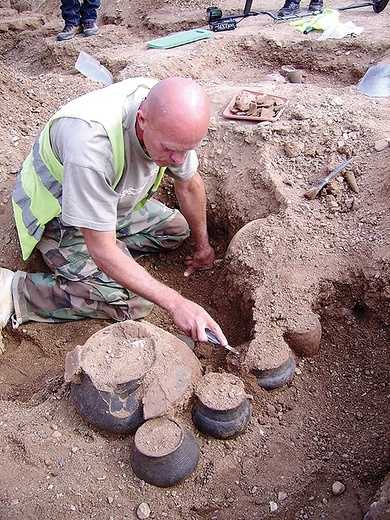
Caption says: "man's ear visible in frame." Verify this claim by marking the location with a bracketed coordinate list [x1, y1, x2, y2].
[136, 109, 147, 131]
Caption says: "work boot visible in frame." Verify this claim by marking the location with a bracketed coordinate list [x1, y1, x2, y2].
[56, 24, 82, 41]
[83, 21, 99, 37]
[0, 268, 14, 354]
[277, 0, 301, 16]
[0, 268, 14, 329]
[308, 0, 323, 11]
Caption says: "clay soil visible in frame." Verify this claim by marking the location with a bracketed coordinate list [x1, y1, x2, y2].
[0, 0, 389, 519]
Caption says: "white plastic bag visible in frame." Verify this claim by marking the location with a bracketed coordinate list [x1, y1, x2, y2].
[317, 21, 364, 40]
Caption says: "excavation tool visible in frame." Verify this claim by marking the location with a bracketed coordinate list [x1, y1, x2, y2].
[205, 328, 240, 356]
[304, 157, 354, 200]
[206, 0, 388, 31]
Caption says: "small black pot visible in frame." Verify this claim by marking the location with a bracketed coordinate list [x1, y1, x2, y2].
[254, 355, 296, 390]
[71, 372, 144, 435]
[131, 418, 200, 487]
[192, 397, 252, 439]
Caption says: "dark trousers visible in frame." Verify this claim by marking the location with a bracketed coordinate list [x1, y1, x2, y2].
[60, 0, 100, 26]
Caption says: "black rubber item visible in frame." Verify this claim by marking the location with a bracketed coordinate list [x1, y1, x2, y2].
[192, 398, 252, 439]
[373, 0, 389, 12]
[254, 355, 296, 390]
[131, 420, 200, 487]
[71, 372, 144, 434]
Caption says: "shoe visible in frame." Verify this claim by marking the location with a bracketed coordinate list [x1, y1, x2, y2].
[277, 1, 301, 16]
[308, 0, 323, 10]
[83, 21, 99, 37]
[0, 268, 14, 329]
[57, 24, 82, 41]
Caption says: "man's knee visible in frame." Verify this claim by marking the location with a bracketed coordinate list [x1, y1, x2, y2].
[169, 211, 190, 242]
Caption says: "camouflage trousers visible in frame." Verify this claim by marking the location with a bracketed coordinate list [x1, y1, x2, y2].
[12, 199, 190, 326]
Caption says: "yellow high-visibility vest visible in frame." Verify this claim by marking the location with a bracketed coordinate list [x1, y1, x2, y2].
[12, 77, 165, 260]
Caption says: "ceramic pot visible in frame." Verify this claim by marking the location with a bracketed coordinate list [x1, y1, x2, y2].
[71, 372, 144, 434]
[254, 354, 296, 390]
[192, 396, 251, 439]
[131, 418, 200, 487]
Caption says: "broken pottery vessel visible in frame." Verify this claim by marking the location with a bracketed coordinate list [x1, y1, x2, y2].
[65, 321, 202, 434]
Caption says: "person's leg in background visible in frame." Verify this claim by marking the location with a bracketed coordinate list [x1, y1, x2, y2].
[80, 0, 100, 37]
[57, 0, 83, 41]
[277, 0, 323, 17]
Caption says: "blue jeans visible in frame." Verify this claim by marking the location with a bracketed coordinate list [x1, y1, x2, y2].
[60, 0, 100, 26]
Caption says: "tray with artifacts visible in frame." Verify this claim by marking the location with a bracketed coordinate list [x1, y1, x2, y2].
[223, 89, 288, 122]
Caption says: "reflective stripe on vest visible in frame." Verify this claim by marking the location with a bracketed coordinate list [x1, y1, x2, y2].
[12, 77, 163, 260]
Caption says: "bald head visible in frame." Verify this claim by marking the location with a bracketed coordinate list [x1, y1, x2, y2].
[143, 77, 210, 145]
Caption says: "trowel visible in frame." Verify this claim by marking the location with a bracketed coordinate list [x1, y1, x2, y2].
[205, 328, 240, 356]
[75, 51, 113, 86]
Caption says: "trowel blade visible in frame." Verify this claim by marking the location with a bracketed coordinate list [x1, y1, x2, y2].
[358, 64, 390, 98]
[205, 328, 240, 356]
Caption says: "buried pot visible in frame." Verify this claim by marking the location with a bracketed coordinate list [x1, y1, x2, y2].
[253, 355, 296, 390]
[65, 331, 156, 434]
[192, 372, 252, 439]
[284, 312, 322, 357]
[70, 372, 145, 435]
[131, 417, 200, 487]
[65, 321, 202, 434]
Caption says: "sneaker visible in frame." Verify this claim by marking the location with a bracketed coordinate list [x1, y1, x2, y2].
[57, 24, 82, 41]
[308, 0, 323, 11]
[277, 1, 301, 16]
[83, 21, 99, 37]
[0, 268, 14, 329]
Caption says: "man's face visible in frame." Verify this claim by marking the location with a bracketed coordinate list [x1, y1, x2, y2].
[137, 110, 204, 167]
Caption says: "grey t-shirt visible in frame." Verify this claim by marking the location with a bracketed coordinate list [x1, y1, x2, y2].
[50, 84, 198, 231]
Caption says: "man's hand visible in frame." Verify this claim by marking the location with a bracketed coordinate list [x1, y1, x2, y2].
[169, 297, 227, 345]
[183, 244, 215, 277]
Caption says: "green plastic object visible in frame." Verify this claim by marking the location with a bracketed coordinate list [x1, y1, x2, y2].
[147, 29, 213, 49]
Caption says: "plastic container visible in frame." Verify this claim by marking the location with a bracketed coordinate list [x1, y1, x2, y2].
[358, 64, 390, 98]
[75, 51, 113, 85]
[131, 418, 200, 487]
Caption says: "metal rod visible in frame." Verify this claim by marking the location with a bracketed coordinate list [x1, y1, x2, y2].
[215, 2, 377, 23]
[244, 0, 253, 15]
